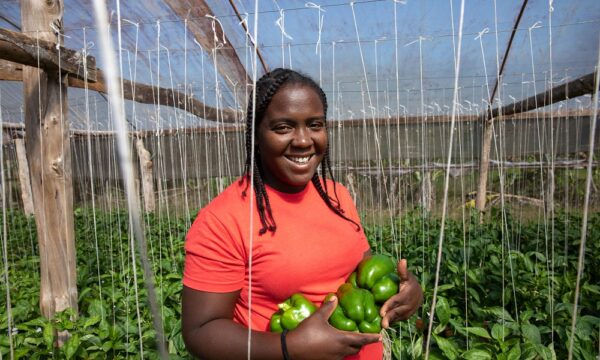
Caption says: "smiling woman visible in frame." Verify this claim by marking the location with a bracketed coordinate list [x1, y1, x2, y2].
[181, 68, 423, 360]
[257, 83, 327, 194]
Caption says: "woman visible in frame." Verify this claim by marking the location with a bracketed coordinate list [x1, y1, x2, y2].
[182, 68, 422, 359]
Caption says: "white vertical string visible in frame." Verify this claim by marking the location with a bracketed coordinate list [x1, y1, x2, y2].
[247, 1, 260, 357]
[82, 27, 104, 319]
[0, 88, 14, 360]
[393, 0, 403, 265]
[491, 0, 511, 341]
[448, 0, 469, 348]
[546, 1, 556, 341]
[306, 2, 326, 85]
[90, 0, 168, 358]
[124, 20, 141, 351]
[424, 0, 465, 358]
[183, 19, 191, 226]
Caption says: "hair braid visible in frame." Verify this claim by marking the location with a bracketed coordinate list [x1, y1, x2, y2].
[311, 173, 360, 231]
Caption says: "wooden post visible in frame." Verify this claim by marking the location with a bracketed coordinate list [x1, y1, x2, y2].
[21, 0, 78, 320]
[476, 119, 494, 212]
[136, 138, 155, 213]
[421, 170, 434, 213]
[14, 138, 34, 216]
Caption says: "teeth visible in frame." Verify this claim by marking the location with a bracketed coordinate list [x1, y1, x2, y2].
[288, 156, 310, 164]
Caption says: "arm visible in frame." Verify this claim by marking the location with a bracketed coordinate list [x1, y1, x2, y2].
[182, 286, 382, 360]
[182, 286, 281, 359]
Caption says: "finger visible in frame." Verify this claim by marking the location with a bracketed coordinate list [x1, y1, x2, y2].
[397, 258, 410, 282]
[343, 332, 382, 348]
[319, 294, 338, 320]
[381, 305, 414, 328]
[380, 294, 402, 316]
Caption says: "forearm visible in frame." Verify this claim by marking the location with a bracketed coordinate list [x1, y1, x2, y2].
[184, 318, 283, 360]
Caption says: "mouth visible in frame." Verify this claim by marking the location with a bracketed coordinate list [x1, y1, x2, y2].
[285, 154, 314, 165]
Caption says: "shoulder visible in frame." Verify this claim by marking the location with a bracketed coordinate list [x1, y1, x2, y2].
[188, 178, 249, 236]
[201, 178, 249, 215]
[324, 179, 353, 202]
[186, 179, 249, 254]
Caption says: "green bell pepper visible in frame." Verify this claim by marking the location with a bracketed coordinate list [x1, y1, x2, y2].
[346, 271, 358, 287]
[269, 293, 317, 333]
[330, 283, 382, 333]
[357, 254, 399, 303]
[325, 293, 358, 332]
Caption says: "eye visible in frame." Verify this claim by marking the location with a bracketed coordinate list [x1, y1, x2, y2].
[273, 124, 293, 134]
[309, 121, 325, 130]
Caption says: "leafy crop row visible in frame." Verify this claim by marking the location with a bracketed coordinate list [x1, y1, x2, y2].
[1, 208, 599, 359]
[365, 209, 600, 359]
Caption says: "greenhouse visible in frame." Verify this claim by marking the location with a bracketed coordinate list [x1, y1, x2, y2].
[0, 0, 599, 359]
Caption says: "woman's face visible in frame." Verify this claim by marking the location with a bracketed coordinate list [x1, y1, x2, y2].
[256, 83, 328, 193]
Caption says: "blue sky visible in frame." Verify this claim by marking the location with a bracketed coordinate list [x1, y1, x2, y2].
[1, 0, 598, 129]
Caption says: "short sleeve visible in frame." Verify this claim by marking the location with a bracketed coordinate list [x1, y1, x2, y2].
[183, 209, 246, 292]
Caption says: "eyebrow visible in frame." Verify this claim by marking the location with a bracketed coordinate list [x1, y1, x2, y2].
[268, 116, 326, 123]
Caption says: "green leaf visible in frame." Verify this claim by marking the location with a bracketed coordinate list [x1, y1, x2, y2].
[491, 323, 510, 340]
[436, 297, 451, 326]
[42, 323, 54, 349]
[438, 284, 455, 292]
[433, 334, 459, 360]
[582, 284, 600, 295]
[101, 340, 113, 352]
[506, 343, 521, 360]
[534, 344, 554, 360]
[483, 307, 514, 322]
[83, 315, 101, 329]
[411, 336, 423, 359]
[521, 324, 541, 344]
[464, 327, 491, 339]
[462, 348, 492, 360]
[63, 334, 80, 359]
[467, 287, 481, 303]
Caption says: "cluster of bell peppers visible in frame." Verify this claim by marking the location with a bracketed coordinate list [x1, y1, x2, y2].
[270, 254, 399, 334]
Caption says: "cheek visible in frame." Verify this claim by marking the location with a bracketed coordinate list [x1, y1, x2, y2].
[317, 133, 329, 152]
[258, 133, 287, 156]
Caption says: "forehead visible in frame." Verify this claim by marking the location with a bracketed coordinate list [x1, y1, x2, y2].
[265, 84, 325, 116]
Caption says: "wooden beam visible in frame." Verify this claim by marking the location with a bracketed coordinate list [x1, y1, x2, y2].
[21, 0, 78, 324]
[489, 71, 598, 119]
[0, 27, 96, 81]
[0, 59, 23, 80]
[1, 59, 239, 123]
[164, 0, 250, 90]
[71, 70, 240, 123]
[228, 0, 269, 74]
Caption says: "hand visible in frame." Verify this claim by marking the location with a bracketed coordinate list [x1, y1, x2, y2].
[286, 295, 382, 360]
[380, 259, 423, 328]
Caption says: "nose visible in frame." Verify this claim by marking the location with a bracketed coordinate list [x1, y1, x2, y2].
[291, 127, 313, 148]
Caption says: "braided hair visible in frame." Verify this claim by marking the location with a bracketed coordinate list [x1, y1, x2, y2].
[241, 68, 360, 235]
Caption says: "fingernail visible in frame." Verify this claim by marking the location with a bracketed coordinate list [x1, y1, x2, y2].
[329, 295, 337, 302]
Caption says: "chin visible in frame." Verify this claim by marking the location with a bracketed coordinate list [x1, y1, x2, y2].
[286, 175, 315, 188]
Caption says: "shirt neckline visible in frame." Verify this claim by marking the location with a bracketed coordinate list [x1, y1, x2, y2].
[264, 181, 312, 202]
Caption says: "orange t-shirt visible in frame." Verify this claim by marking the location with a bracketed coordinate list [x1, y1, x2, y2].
[183, 178, 383, 359]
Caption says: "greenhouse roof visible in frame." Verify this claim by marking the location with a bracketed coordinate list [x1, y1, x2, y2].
[0, 0, 599, 130]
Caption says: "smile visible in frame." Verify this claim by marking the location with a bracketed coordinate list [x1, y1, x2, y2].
[285, 155, 313, 165]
